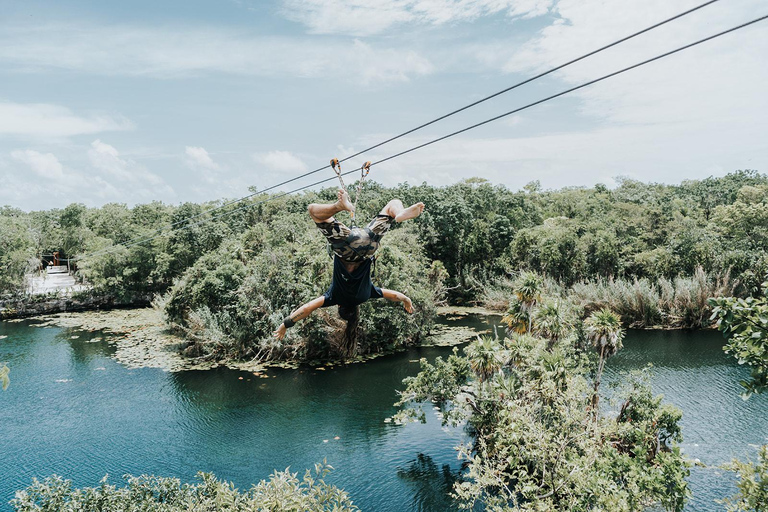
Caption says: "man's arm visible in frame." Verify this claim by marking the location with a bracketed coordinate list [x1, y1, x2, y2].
[273, 296, 326, 340]
[381, 288, 414, 313]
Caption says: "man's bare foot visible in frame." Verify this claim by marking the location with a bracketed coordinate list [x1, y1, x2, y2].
[395, 202, 425, 222]
[337, 189, 355, 213]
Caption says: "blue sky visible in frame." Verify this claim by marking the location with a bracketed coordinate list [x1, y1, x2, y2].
[1, 0, 766, 210]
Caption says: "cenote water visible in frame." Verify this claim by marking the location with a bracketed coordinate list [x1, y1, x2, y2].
[1, 315, 767, 511]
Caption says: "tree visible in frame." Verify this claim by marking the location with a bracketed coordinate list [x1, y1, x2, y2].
[709, 281, 768, 397]
[0, 214, 34, 296]
[533, 298, 574, 346]
[463, 336, 507, 383]
[395, 333, 688, 511]
[501, 272, 542, 335]
[585, 308, 625, 415]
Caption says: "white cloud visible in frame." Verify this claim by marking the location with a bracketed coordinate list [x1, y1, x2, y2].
[494, 0, 768, 126]
[351, 113, 768, 191]
[0, 101, 133, 138]
[185, 146, 220, 170]
[280, 0, 554, 35]
[254, 150, 308, 172]
[10, 149, 65, 180]
[0, 23, 433, 84]
[388, 0, 766, 189]
[88, 139, 174, 199]
[89, 139, 133, 180]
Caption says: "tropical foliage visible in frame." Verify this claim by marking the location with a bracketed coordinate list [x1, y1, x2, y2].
[11, 462, 358, 512]
[395, 336, 689, 511]
[158, 205, 442, 362]
[4, 170, 767, 298]
[394, 276, 688, 511]
[720, 445, 768, 512]
[585, 308, 624, 414]
[709, 281, 768, 397]
[3, 169, 767, 361]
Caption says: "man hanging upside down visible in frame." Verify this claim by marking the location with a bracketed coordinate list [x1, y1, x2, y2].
[273, 189, 425, 353]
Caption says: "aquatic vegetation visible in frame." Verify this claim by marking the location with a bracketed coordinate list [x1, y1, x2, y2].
[569, 267, 736, 329]
[0, 363, 9, 390]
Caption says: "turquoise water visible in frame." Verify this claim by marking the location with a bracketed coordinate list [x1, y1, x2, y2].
[1, 317, 766, 510]
[604, 329, 768, 511]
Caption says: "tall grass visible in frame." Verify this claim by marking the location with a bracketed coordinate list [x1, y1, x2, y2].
[568, 267, 735, 328]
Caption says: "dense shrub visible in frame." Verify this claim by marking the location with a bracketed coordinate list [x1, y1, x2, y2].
[11, 462, 358, 511]
[0, 210, 35, 297]
[160, 211, 443, 362]
[720, 445, 768, 511]
[6, 170, 768, 302]
[395, 336, 690, 511]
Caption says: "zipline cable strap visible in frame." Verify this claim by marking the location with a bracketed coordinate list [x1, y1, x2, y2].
[351, 161, 372, 224]
[74, 12, 767, 261]
[80, 0, 723, 255]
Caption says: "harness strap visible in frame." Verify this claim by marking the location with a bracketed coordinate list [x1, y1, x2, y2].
[330, 158, 347, 191]
[351, 161, 371, 225]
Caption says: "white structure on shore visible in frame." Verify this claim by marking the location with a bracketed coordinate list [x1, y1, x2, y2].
[27, 266, 87, 295]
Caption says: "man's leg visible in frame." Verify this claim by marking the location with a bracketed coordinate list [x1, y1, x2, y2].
[308, 189, 355, 223]
[380, 199, 425, 222]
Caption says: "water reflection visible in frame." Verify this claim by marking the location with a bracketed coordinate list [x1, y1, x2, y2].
[397, 453, 462, 512]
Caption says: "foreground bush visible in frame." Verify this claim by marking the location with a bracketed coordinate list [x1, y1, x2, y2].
[397, 276, 689, 511]
[12, 462, 358, 512]
[720, 445, 768, 512]
[395, 335, 689, 511]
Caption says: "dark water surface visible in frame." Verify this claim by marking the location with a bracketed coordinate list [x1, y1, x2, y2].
[1, 318, 766, 511]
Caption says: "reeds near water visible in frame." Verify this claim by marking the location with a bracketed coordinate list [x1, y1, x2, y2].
[482, 267, 736, 329]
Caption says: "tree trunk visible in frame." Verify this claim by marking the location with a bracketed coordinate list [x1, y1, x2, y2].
[592, 345, 606, 420]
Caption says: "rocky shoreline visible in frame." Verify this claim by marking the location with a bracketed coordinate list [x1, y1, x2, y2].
[0, 293, 150, 320]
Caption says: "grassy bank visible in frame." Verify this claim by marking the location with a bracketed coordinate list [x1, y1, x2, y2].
[480, 267, 735, 330]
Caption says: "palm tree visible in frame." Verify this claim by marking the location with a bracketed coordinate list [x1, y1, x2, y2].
[501, 298, 529, 335]
[515, 272, 541, 333]
[464, 336, 507, 383]
[501, 272, 542, 335]
[584, 309, 624, 417]
[533, 299, 573, 347]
